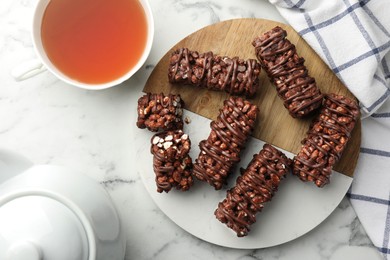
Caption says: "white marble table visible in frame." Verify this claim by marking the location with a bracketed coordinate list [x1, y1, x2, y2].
[0, 0, 383, 259]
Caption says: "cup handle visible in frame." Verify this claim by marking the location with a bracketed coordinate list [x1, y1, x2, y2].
[11, 59, 47, 81]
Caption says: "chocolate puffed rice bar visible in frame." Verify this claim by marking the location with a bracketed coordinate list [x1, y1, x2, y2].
[215, 144, 292, 237]
[137, 93, 184, 132]
[151, 130, 194, 193]
[193, 97, 258, 190]
[252, 26, 323, 118]
[168, 48, 261, 97]
[293, 93, 359, 187]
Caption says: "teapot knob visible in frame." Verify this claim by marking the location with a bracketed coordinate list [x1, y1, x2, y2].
[6, 241, 42, 260]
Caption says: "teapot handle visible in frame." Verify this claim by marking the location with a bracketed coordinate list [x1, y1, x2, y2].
[0, 149, 33, 184]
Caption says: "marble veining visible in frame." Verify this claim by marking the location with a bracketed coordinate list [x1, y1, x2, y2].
[0, 0, 382, 259]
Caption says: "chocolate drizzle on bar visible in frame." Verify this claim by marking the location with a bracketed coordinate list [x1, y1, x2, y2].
[193, 97, 258, 190]
[151, 130, 194, 193]
[252, 26, 323, 118]
[136, 93, 184, 132]
[215, 144, 292, 237]
[168, 48, 261, 97]
[293, 93, 359, 187]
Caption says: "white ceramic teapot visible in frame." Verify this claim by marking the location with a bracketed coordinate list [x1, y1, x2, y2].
[0, 149, 126, 260]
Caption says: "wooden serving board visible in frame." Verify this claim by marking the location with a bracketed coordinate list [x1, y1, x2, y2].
[144, 18, 361, 177]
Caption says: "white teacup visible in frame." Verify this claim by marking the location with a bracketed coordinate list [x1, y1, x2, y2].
[12, 0, 154, 90]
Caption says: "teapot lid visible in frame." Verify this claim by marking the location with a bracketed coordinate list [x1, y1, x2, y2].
[0, 194, 89, 260]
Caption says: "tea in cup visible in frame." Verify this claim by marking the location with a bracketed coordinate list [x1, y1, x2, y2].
[13, 0, 154, 90]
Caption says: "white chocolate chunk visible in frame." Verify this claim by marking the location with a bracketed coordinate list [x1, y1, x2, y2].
[163, 141, 173, 150]
[152, 136, 160, 145]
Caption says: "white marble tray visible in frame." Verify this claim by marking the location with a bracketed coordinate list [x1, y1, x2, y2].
[137, 110, 353, 249]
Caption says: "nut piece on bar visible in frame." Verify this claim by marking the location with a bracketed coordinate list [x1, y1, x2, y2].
[150, 130, 194, 193]
[215, 144, 292, 237]
[137, 93, 184, 132]
[252, 26, 323, 118]
[193, 97, 258, 190]
[293, 93, 359, 187]
[168, 48, 261, 97]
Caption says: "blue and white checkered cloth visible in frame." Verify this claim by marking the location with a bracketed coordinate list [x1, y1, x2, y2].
[269, 0, 390, 257]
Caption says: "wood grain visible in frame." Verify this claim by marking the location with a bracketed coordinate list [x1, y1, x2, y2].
[144, 18, 361, 178]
